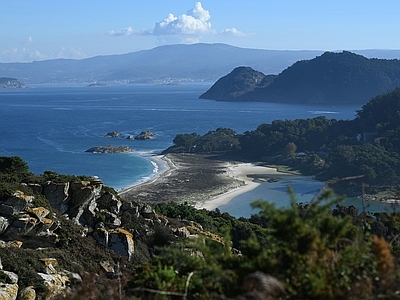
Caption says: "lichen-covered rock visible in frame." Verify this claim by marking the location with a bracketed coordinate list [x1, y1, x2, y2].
[109, 228, 134, 260]
[0, 191, 34, 216]
[94, 228, 134, 260]
[18, 286, 36, 300]
[0, 283, 18, 300]
[38, 273, 69, 299]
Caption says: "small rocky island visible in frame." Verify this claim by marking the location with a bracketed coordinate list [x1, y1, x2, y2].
[85, 145, 133, 153]
[0, 77, 28, 89]
[134, 130, 156, 140]
[104, 130, 156, 140]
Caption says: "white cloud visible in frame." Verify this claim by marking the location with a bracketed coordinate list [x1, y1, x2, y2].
[153, 2, 212, 36]
[107, 27, 135, 36]
[220, 28, 248, 37]
[26, 36, 33, 43]
[106, 2, 248, 43]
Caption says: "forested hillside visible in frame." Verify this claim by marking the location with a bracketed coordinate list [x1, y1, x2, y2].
[171, 87, 400, 193]
[201, 51, 400, 104]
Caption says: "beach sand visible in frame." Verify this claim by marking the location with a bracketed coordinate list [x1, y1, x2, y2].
[119, 153, 289, 211]
[195, 163, 286, 210]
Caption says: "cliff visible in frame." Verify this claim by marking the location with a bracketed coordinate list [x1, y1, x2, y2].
[201, 51, 400, 104]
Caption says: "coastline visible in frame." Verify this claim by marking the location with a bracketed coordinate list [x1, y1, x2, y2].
[119, 153, 290, 211]
[194, 163, 289, 210]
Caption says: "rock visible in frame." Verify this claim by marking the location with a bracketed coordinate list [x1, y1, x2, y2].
[126, 135, 135, 140]
[109, 228, 134, 260]
[0, 191, 34, 216]
[26, 207, 50, 222]
[0, 283, 19, 300]
[135, 130, 156, 140]
[97, 193, 121, 214]
[0, 241, 23, 248]
[2, 271, 18, 284]
[85, 145, 133, 153]
[38, 273, 70, 299]
[140, 204, 156, 219]
[175, 227, 190, 238]
[94, 228, 134, 260]
[18, 286, 36, 300]
[42, 182, 70, 214]
[104, 131, 123, 138]
[39, 258, 58, 274]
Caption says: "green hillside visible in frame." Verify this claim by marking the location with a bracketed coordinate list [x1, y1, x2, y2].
[201, 51, 400, 104]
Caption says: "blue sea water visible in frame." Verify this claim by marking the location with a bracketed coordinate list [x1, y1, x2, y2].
[2, 83, 393, 215]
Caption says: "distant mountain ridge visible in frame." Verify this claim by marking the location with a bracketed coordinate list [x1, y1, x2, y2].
[200, 51, 400, 104]
[1, 43, 400, 84]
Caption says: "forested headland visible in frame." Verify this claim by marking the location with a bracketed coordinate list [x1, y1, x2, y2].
[169, 87, 400, 197]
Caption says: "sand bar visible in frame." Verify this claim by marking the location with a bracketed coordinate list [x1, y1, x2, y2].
[195, 163, 288, 210]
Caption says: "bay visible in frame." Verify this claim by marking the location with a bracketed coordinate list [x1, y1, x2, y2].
[2, 83, 392, 215]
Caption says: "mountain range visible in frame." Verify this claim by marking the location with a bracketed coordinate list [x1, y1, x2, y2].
[1, 43, 400, 84]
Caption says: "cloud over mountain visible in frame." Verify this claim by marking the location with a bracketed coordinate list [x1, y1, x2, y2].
[107, 2, 247, 42]
[153, 2, 212, 36]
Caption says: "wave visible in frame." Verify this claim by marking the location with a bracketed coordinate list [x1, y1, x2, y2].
[309, 110, 339, 114]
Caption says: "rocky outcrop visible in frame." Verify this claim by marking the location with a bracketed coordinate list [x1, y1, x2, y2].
[85, 145, 133, 153]
[37, 258, 81, 299]
[135, 131, 156, 140]
[0, 175, 227, 299]
[0, 77, 28, 89]
[104, 131, 122, 138]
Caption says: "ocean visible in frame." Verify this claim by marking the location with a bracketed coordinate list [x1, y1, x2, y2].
[2, 83, 393, 215]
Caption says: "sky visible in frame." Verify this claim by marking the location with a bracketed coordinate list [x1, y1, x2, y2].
[1, 1, 400, 63]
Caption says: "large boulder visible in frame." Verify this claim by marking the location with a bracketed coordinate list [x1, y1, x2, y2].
[42, 182, 70, 214]
[94, 227, 134, 260]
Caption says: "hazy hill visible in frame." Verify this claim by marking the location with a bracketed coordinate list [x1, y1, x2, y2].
[0, 44, 323, 84]
[201, 51, 400, 104]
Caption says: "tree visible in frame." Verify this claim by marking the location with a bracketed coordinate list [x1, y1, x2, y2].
[283, 142, 297, 156]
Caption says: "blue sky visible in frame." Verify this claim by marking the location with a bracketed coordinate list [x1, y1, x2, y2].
[1, 1, 399, 63]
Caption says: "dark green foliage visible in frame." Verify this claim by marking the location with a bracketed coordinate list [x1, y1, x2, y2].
[129, 190, 400, 299]
[164, 128, 240, 154]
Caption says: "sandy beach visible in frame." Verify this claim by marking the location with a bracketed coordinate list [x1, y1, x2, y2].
[195, 163, 287, 210]
[119, 153, 289, 210]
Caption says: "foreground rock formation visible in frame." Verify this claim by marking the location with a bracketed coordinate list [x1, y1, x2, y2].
[0, 171, 224, 298]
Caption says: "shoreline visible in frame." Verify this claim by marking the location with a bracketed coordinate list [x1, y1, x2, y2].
[119, 153, 291, 210]
[194, 163, 289, 210]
